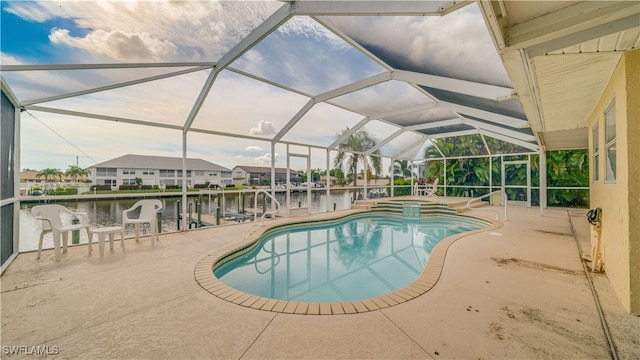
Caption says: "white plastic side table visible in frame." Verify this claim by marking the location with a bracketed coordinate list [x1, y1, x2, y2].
[89, 226, 125, 257]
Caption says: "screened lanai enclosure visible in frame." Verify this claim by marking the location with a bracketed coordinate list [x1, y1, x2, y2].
[2, 1, 639, 269]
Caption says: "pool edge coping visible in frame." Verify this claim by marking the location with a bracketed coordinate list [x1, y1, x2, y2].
[194, 209, 503, 315]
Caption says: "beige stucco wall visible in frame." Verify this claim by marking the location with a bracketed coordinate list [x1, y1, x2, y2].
[588, 49, 639, 315]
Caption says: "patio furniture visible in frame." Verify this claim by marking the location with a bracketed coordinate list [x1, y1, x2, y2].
[89, 226, 125, 257]
[31, 204, 90, 261]
[426, 178, 439, 197]
[122, 199, 162, 245]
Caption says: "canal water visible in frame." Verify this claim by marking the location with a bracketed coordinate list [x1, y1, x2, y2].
[19, 190, 356, 252]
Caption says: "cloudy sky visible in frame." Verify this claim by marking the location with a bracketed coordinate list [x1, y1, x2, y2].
[2, 0, 506, 174]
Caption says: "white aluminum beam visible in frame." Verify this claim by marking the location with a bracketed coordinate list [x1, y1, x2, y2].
[184, 4, 293, 131]
[327, 117, 369, 150]
[271, 72, 391, 143]
[393, 70, 514, 101]
[369, 102, 439, 120]
[188, 127, 273, 143]
[216, 4, 294, 70]
[22, 66, 210, 106]
[462, 118, 536, 142]
[1, 62, 216, 72]
[366, 128, 405, 154]
[1, 77, 21, 107]
[272, 99, 315, 143]
[315, 72, 391, 103]
[439, 101, 529, 128]
[390, 136, 427, 159]
[429, 129, 479, 139]
[226, 67, 312, 98]
[479, 129, 539, 151]
[405, 118, 463, 131]
[291, 1, 470, 16]
[25, 105, 183, 131]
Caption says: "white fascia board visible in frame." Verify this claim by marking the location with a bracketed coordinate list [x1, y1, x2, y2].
[25, 105, 183, 131]
[405, 118, 463, 131]
[22, 66, 210, 107]
[439, 101, 529, 128]
[292, 1, 449, 16]
[462, 118, 536, 142]
[527, 13, 640, 57]
[479, 129, 539, 151]
[327, 117, 370, 150]
[1, 62, 216, 72]
[370, 102, 439, 120]
[506, 1, 640, 51]
[393, 70, 514, 100]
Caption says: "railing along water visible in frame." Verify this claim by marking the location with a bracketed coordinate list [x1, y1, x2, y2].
[466, 190, 508, 220]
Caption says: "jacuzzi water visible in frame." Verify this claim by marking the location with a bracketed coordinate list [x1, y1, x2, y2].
[214, 213, 488, 302]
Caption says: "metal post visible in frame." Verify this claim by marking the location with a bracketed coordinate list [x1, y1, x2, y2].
[188, 202, 193, 229]
[71, 216, 80, 244]
[156, 212, 162, 233]
[197, 200, 202, 227]
[217, 194, 221, 225]
[176, 200, 181, 231]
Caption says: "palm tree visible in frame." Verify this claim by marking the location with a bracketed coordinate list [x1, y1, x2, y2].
[391, 160, 412, 180]
[65, 165, 91, 183]
[36, 168, 64, 184]
[333, 128, 382, 187]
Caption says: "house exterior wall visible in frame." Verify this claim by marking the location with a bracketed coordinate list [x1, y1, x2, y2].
[588, 49, 639, 315]
[93, 167, 227, 188]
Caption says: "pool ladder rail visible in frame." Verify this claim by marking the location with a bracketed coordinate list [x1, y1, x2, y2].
[465, 190, 508, 220]
[253, 189, 281, 225]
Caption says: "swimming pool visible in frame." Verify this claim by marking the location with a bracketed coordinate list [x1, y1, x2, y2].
[213, 213, 489, 303]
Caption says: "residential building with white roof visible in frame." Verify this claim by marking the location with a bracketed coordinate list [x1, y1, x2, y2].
[90, 154, 232, 188]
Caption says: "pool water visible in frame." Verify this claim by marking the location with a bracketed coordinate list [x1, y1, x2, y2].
[214, 214, 487, 302]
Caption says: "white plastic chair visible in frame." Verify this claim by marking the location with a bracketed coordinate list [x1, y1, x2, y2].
[122, 199, 162, 245]
[31, 204, 90, 261]
[426, 178, 439, 197]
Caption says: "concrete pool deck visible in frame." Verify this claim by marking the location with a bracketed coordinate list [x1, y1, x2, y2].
[2, 201, 639, 359]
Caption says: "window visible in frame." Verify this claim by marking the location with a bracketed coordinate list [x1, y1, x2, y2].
[123, 179, 137, 185]
[209, 172, 218, 177]
[177, 170, 191, 177]
[159, 169, 174, 177]
[122, 168, 135, 175]
[604, 100, 616, 182]
[592, 123, 599, 182]
[96, 167, 117, 176]
[194, 170, 205, 176]
[143, 169, 155, 175]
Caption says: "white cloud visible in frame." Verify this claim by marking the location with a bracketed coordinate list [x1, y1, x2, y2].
[249, 120, 276, 136]
[245, 146, 263, 152]
[50, 28, 178, 62]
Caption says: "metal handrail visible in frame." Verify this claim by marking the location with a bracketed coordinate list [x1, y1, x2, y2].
[466, 190, 508, 220]
[254, 189, 281, 225]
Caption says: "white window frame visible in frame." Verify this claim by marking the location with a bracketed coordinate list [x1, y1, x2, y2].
[604, 99, 616, 183]
[592, 122, 599, 183]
